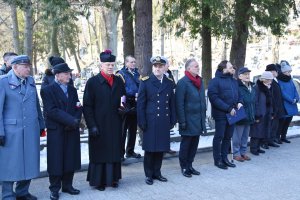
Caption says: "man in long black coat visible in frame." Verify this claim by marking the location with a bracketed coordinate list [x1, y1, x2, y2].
[137, 56, 177, 185]
[83, 50, 125, 191]
[41, 63, 82, 200]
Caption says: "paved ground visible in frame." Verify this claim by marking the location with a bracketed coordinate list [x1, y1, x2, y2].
[3, 137, 300, 200]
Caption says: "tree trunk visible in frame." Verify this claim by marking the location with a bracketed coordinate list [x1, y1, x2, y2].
[99, 6, 120, 55]
[160, 0, 165, 56]
[10, 3, 20, 54]
[135, 0, 152, 76]
[122, 0, 135, 59]
[71, 46, 81, 73]
[272, 35, 280, 63]
[50, 24, 60, 56]
[23, 0, 34, 74]
[229, 0, 252, 72]
[201, 3, 212, 89]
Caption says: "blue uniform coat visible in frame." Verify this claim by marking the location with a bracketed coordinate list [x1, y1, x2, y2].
[0, 71, 45, 181]
[41, 82, 82, 176]
[175, 75, 206, 136]
[137, 74, 176, 152]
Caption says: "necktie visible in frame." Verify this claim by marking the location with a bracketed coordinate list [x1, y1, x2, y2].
[20, 79, 26, 95]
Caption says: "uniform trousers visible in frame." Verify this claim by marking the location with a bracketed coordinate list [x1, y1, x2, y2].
[143, 152, 164, 178]
[2, 180, 31, 200]
[121, 114, 137, 156]
[49, 172, 74, 193]
[179, 136, 200, 169]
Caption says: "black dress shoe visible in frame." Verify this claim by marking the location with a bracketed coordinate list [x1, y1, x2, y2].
[181, 168, 192, 177]
[281, 138, 291, 143]
[145, 177, 153, 185]
[258, 149, 265, 153]
[250, 150, 259, 156]
[268, 142, 280, 147]
[222, 158, 236, 168]
[153, 175, 168, 182]
[274, 139, 283, 144]
[126, 152, 141, 158]
[261, 144, 269, 149]
[214, 161, 228, 169]
[62, 187, 80, 195]
[189, 167, 200, 175]
[16, 193, 37, 200]
[96, 185, 106, 191]
[112, 182, 119, 188]
[50, 192, 59, 200]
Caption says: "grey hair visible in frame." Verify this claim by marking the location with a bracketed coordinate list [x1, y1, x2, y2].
[185, 58, 197, 70]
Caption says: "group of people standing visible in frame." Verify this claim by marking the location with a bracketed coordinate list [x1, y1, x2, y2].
[0, 49, 298, 200]
[208, 60, 298, 170]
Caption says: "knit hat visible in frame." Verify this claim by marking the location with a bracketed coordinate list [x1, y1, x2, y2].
[49, 56, 65, 67]
[260, 71, 274, 80]
[280, 60, 292, 73]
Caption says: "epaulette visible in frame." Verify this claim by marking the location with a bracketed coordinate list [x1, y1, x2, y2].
[140, 76, 149, 81]
[115, 73, 125, 83]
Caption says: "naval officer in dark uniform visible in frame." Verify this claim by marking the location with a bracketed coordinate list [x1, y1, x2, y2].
[137, 56, 177, 185]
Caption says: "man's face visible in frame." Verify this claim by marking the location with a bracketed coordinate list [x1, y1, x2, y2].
[152, 63, 165, 77]
[238, 72, 251, 82]
[56, 72, 71, 84]
[101, 62, 115, 75]
[187, 61, 200, 76]
[271, 70, 278, 78]
[164, 63, 169, 72]
[13, 63, 31, 78]
[6, 55, 17, 68]
[223, 62, 235, 75]
[125, 57, 136, 70]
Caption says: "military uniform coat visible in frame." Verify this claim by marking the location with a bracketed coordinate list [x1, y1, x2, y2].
[0, 71, 45, 181]
[137, 74, 177, 152]
[40, 82, 82, 176]
[83, 73, 125, 163]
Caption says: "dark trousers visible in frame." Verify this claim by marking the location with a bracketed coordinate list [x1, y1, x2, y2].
[121, 114, 137, 156]
[179, 136, 200, 169]
[49, 172, 74, 193]
[278, 116, 293, 139]
[213, 119, 234, 162]
[276, 118, 285, 140]
[270, 118, 279, 142]
[143, 152, 164, 178]
[250, 137, 262, 153]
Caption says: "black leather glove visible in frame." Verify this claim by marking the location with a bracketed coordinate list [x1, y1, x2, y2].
[118, 107, 129, 115]
[71, 119, 80, 129]
[0, 136, 5, 146]
[89, 127, 100, 137]
[179, 123, 187, 131]
[139, 124, 147, 132]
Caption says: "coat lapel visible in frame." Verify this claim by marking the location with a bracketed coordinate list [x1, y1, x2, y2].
[23, 77, 36, 101]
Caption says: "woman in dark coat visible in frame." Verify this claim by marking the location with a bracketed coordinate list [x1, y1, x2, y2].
[176, 58, 206, 177]
[250, 71, 273, 155]
[83, 50, 125, 191]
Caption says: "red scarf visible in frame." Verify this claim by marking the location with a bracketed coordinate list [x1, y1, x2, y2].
[101, 71, 114, 87]
[185, 71, 201, 90]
